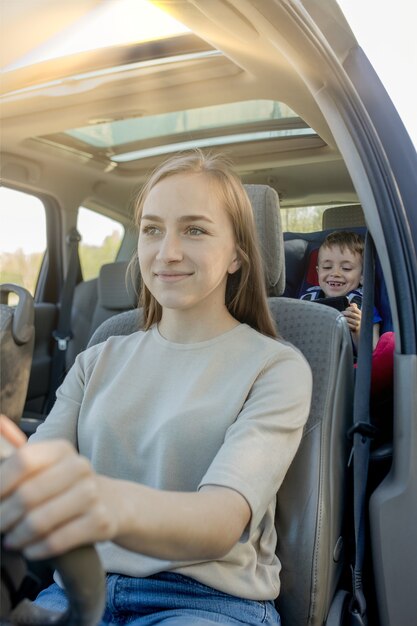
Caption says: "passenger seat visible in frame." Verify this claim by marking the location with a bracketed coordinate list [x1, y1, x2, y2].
[66, 261, 138, 370]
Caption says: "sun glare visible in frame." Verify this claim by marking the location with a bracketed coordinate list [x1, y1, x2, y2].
[5, 0, 189, 71]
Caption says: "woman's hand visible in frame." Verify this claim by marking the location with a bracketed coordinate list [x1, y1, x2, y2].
[0, 414, 250, 563]
[0, 413, 27, 452]
[0, 415, 119, 560]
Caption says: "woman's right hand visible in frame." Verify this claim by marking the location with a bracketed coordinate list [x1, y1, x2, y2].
[0, 413, 27, 452]
[0, 415, 119, 560]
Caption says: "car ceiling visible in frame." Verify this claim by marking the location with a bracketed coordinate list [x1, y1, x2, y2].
[1, 0, 359, 218]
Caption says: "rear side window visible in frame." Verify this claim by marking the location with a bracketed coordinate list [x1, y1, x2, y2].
[0, 187, 47, 297]
[77, 207, 124, 280]
[281, 205, 328, 232]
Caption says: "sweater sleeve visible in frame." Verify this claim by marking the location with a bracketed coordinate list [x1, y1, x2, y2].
[198, 343, 312, 539]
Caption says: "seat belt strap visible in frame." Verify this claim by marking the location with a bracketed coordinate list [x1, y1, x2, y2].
[43, 228, 81, 414]
[348, 233, 377, 625]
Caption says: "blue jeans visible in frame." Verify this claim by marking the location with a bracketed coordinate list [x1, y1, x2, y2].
[35, 571, 281, 625]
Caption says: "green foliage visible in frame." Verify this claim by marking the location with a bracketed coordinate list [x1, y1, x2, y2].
[79, 230, 122, 281]
[280, 206, 326, 233]
[0, 249, 44, 296]
[0, 231, 122, 295]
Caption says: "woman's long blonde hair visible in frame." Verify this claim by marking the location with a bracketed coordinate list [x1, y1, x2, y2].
[133, 150, 278, 338]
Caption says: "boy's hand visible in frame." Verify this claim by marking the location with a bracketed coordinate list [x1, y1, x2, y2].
[342, 302, 361, 335]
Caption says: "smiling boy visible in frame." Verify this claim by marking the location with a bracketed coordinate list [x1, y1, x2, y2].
[300, 231, 381, 350]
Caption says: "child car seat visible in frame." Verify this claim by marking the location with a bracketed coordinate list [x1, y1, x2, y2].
[284, 228, 393, 334]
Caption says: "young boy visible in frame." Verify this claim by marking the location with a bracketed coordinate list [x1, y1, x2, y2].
[302, 231, 395, 430]
[300, 231, 381, 350]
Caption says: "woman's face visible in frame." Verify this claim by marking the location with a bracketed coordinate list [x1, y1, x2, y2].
[138, 172, 240, 317]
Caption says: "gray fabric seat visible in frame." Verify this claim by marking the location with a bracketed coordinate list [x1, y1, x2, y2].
[66, 261, 138, 369]
[322, 204, 366, 229]
[271, 297, 353, 625]
[88, 184, 354, 625]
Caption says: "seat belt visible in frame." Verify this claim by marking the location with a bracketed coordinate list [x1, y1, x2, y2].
[347, 233, 379, 626]
[43, 228, 82, 414]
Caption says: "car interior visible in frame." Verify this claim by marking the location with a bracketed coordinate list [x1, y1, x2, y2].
[1, 1, 416, 625]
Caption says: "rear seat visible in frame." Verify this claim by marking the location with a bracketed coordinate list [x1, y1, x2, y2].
[322, 204, 366, 229]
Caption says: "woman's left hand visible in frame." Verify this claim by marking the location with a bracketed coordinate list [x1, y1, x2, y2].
[0, 415, 119, 560]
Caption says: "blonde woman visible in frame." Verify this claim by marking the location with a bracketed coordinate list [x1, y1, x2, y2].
[1, 151, 312, 625]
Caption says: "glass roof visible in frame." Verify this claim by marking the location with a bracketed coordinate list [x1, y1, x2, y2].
[40, 100, 319, 164]
[111, 129, 317, 162]
[64, 100, 310, 151]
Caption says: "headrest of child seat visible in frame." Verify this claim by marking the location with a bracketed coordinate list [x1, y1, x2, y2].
[305, 249, 319, 288]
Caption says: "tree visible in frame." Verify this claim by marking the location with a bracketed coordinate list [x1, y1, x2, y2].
[79, 230, 122, 281]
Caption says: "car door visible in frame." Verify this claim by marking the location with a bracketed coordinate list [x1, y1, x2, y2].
[272, 2, 417, 624]
[0, 187, 63, 418]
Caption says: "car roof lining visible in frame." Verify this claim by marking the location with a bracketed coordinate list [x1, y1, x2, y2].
[1, 0, 359, 213]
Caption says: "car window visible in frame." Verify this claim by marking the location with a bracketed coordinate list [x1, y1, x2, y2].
[280, 205, 329, 232]
[77, 207, 125, 280]
[0, 186, 47, 299]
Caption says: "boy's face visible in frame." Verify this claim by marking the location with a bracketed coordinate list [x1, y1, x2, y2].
[317, 245, 363, 298]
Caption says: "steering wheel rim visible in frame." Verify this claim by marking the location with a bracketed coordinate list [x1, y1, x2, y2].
[1, 543, 106, 626]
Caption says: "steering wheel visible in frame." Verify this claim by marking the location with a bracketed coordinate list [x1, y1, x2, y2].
[0, 284, 106, 625]
[0, 541, 106, 626]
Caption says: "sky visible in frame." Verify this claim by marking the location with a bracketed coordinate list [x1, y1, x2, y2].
[0, 192, 124, 254]
[1, 0, 416, 255]
[337, 0, 417, 149]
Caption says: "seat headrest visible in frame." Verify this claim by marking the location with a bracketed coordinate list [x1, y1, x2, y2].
[322, 205, 366, 229]
[244, 184, 285, 296]
[98, 261, 137, 310]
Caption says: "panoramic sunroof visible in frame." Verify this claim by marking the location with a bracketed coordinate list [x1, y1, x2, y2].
[61, 100, 317, 162]
[111, 129, 317, 162]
